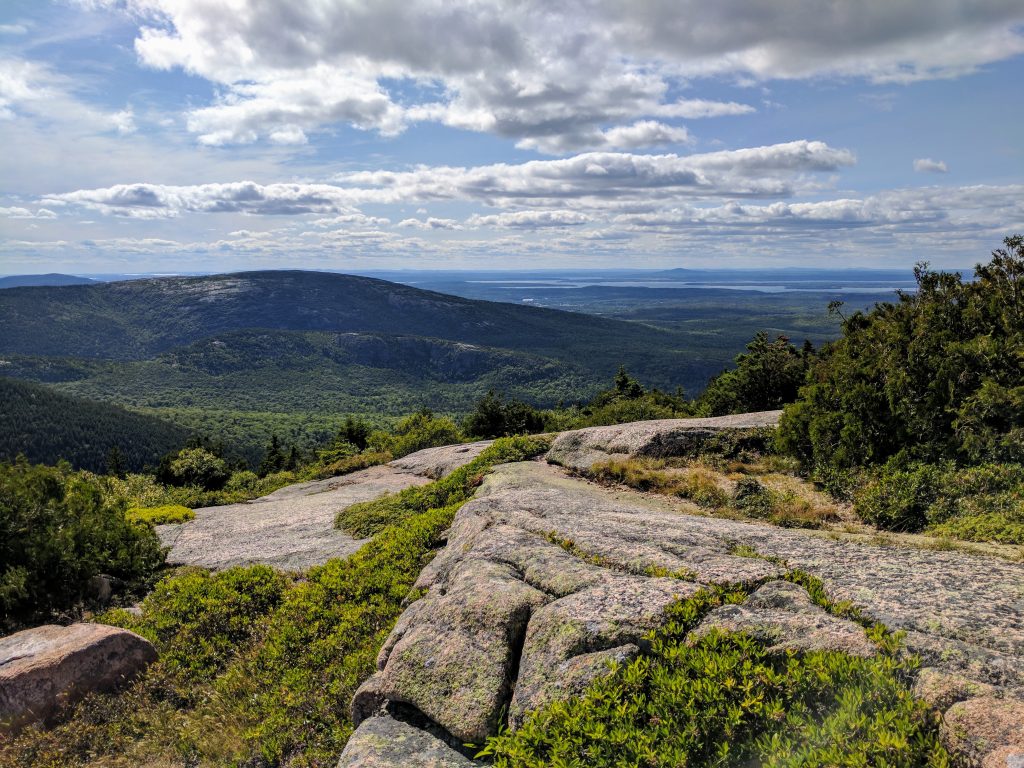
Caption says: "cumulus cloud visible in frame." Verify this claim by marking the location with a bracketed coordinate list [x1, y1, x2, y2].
[467, 210, 591, 228]
[914, 158, 949, 173]
[0, 206, 58, 219]
[104, 0, 1024, 151]
[398, 217, 463, 230]
[46, 140, 855, 218]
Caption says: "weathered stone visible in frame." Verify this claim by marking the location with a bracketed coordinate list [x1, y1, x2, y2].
[941, 697, 1024, 768]
[914, 667, 998, 712]
[546, 411, 782, 473]
[692, 580, 877, 657]
[0, 623, 157, 732]
[337, 715, 475, 768]
[509, 576, 700, 727]
[982, 746, 1024, 768]
[360, 559, 548, 743]
[158, 465, 431, 570]
[389, 440, 495, 479]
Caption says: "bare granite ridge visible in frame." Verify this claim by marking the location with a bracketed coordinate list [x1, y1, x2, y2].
[158, 440, 496, 570]
[545, 410, 782, 472]
[342, 457, 1024, 766]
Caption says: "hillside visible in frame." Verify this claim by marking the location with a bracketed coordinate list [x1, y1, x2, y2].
[0, 273, 96, 289]
[0, 272, 722, 425]
[0, 377, 189, 472]
[0, 272, 691, 383]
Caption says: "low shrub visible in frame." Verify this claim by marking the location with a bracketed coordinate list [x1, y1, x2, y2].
[731, 477, 834, 529]
[311, 450, 391, 480]
[854, 460, 1024, 541]
[126, 504, 195, 525]
[928, 512, 1024, 545]
[366, 410, 463, 459]
[0, 436, 551, 768]
[480, 588, 947, 767]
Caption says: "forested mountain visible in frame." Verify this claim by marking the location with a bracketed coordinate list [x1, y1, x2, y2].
[0, 273, 95, 288]
[0, 377, 189, 472]
[0, 271, 688, 382]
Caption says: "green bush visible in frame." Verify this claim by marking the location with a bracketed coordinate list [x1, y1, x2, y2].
[696, 331, 813, 416]
[854, 460, 1024, 538]
[779, 235, 1024, 473]
[0, 436, 551, 768]
[126, 504, 195, 525]
[160, 446, 232, 490]
[0, 459, 164, 630]
[367, 410, 463, 459]
[480, 588, 946, 767]
[463, 390, 545, 438]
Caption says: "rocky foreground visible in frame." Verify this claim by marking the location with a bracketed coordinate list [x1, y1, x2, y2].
[338, 415, 1024, 767]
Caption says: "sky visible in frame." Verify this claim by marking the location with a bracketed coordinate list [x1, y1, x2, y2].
[1, 0, 1023, 274]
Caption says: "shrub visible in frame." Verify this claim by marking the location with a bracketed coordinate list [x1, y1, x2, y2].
[161, 447, 231, 490]
[312, 450, 392, 480]
[0, 459, 164, 630]
[779, 235, 1024, 473]
[367, 410, 463, 459]
[463, 390, 545, 438]
[854, 460, 1024, 539]
[480, 588, 946, 767]
[126, 504, 194, 525]
[590, 459, 728, 508]
[0, 436, 552, 768]
[696, 331, 813, 416]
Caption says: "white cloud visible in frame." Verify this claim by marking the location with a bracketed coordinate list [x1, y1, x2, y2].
[0, 24, 28, 35]
[110, 107, 137, 135]
[467, 210, 590, 228]
[45, 140, 855, 218]
[0, 205, 57, 219]
[103, 0, 1023, 151]
[398, 217, 463, 230]
[914, 158, 949, 173]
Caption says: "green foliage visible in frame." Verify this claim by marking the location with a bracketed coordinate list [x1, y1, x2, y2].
[366, 409, 463, 459]
[0, 436, 551, 768]
[126, 504, 194, 525]
[0, 459, 164, 630]
[338, 435, 553, 537]
[162, 446, 231, 490]
[779, 236, 1024, 472]
[854, 459, 1024, 539]
[480, 589, 945, 767]
[312, 450, 392, 480]
[696, 332, 813, 416]
[0, 376, 189, 473]
[463, 390, 546, 438]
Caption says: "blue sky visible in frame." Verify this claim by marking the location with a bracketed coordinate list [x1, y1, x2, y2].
[1, 0, 1022, 274]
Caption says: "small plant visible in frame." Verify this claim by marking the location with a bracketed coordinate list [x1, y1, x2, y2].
[126, 504, 195, 525]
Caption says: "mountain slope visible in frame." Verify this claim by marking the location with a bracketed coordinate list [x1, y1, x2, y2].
[0, 273, 96, 289]
[0, 271, 702, 391]
[0, 377, 190, 472]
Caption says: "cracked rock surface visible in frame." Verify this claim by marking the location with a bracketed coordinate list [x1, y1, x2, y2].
[157, 441, 494, 570]
[344, 455, 1024, 766]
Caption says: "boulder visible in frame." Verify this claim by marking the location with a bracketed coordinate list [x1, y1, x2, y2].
[0, 623, 157, 732]
[546, 411, 781, 473]
[691, 580, 876, 658]
[941, 696, 1024, 768]
[337, 714, 475, 768]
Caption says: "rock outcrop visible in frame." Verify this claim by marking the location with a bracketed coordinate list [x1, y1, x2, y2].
[159, 440, 495, 570]
[343, 455, 1024, 765]
[546, 411, 782, 472]
[337, 714, 474, 767]
[0, 623, 156, 732]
